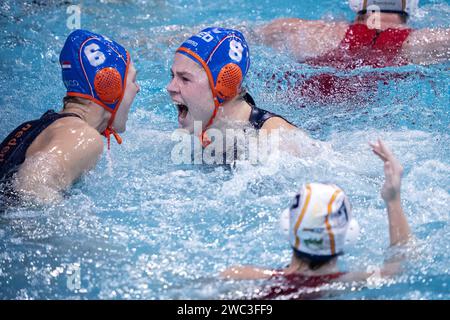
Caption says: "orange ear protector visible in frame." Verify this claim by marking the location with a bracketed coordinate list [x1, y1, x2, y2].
[94, 67, 123, 104]
[215, 63, 243, 101]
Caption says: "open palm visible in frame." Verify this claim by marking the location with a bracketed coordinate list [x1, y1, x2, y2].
[370, 139, 403, 202]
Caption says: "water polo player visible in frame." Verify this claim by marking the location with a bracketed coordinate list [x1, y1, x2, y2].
[167, 28, 298, 144]
[0, 29, 139, 204]
[221, 140, 412, 299]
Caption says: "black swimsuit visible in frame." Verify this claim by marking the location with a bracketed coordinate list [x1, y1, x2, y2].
[0, 110, 81, 202]
[243, 93, 292, 130]
[218, 93, 294, 165]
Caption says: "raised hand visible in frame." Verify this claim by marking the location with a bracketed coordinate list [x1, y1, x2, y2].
[370, 139, 410, 246]
[369, 139, 403, 203]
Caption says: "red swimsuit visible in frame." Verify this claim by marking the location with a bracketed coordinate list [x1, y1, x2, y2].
[308, 23, 412, 69]
[256, 272, 346, 300]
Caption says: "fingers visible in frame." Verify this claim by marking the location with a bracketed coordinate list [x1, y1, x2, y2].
[378, 139, 395, 160]
[372, 148, 388, 162]
[370, 139, 398, 162]
[370, 141, 388, 162]
[368, 141, 377, 150]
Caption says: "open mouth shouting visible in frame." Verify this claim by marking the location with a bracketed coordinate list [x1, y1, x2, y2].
[175, 103, 190, 128]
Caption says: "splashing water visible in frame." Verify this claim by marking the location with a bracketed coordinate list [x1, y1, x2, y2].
[0, 0, 449, 299]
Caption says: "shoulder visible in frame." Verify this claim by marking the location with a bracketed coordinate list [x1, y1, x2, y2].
[404, 28, 449, 45]
[401, 28, 423, 46]
[39, 116, 104, 157]
[302, 20, 349, 35]
[261, 18, 349, 43]
[401, 28, 450, 64]
[33, 117, 104, 183]
[261, 116, 297, 133]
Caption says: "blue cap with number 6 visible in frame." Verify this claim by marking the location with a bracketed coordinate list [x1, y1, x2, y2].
[59, 29, 130, 114]
[176, 27, 250, 106]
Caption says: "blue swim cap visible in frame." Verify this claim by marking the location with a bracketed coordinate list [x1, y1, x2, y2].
[59, 29, 130, 114]
[177, 27, 250, 106]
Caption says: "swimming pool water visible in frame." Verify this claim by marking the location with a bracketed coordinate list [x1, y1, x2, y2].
[0, 0, 449, 299]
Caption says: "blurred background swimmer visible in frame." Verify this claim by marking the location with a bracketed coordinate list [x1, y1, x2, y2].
[221, 140, 412, 299]
[0, 29, 139, 205]
[261, 0, 449, 67]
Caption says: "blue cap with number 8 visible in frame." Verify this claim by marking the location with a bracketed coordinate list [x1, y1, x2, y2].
[59, 29, 130, 113]
[177, 27, 250, 105]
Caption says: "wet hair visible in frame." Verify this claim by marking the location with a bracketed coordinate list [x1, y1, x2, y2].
[293, 249, 340, 270]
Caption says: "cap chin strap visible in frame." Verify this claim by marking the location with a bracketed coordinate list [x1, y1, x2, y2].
[103, 127, 122, 150]
[65, 91, 124, 149]
[102, 106, 123, 150]
[102, 100, 124, 150]
[101, 51, 130, 149]
[200, 98, 220, 147]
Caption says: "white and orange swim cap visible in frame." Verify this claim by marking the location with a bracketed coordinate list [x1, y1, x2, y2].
[280, 183, 359, 258]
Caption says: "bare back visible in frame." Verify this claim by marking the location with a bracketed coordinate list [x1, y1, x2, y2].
[15, 116, 104, 203]
[260, 18, 349, 62]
